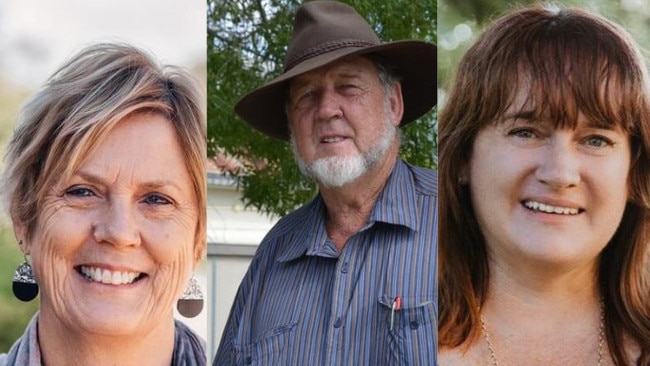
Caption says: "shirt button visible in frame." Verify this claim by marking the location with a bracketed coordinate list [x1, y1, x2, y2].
[245, 356, 252, 364]
[333, 317, 342, 328]
[341, 262, 348, 273]
[410, 321, 419, 330]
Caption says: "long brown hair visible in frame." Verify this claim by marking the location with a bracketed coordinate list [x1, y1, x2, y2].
[438, 4, 650, 365]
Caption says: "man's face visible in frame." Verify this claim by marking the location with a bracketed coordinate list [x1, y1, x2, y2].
[287, 56, 402, 187]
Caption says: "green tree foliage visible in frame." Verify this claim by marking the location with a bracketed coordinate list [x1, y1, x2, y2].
[0, 83, 39, 353]
[208, 0, 437, 217]
[438, 0, 650, 107]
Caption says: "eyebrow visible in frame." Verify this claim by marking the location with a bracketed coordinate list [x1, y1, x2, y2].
[291, 70, 364, 89]
[502, 110, 537, 121]
[502, 110, 620, 131]
[74, 170, 184, 192]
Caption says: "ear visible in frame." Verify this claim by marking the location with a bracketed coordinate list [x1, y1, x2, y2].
[388, 82, 404, 127]
[12, 222, 30, 254]
[458, 165, 470, 185]
[193, 240, 204, 269]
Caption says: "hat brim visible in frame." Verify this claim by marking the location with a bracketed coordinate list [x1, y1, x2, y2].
[235, 40, 437, 140]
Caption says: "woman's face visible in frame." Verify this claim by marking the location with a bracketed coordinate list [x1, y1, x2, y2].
[23, 112, 198, 336]
[468, 103, 630, 269]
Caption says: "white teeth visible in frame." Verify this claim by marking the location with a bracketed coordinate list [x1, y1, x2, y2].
[102, 269, 111, 283]
[80, 266, 140, 285]
[322, 137, 344, 143]
[524, 200, 579, 215]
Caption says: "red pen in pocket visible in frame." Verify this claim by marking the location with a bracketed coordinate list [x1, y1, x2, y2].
[390, 296, 402, 331]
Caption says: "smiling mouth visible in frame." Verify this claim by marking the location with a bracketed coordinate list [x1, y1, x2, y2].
[76, 266, 146, 285]
[523, 200, 582, 215]
[321, 136, 346, 143]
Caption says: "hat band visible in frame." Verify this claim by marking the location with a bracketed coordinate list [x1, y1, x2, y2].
[284, 39, 377, 72]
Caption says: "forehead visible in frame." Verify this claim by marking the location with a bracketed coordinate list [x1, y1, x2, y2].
[60, 112, 189, 183]
[289, 55, 379, 88]
[494, 68, 630, 132]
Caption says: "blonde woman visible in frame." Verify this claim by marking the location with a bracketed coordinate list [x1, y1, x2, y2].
[0, 43, 206, 365]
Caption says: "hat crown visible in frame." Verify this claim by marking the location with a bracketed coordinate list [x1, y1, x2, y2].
[284, 1, 380, 72]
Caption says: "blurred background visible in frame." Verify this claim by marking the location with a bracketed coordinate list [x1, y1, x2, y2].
[0, 0, 206, 352]
[438, 0, 650, 109]
[437, 0, 650, 314]
[206, 0, 436, 357]
[4, 0, 648, 356]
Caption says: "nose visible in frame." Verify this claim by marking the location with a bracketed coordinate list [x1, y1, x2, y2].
[535, 136, 581, 189]
[315, 89, 343, 122]
[93, 199, 141, 248]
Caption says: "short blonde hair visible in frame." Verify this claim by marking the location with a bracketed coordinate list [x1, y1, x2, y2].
[2, 43, 206, 261]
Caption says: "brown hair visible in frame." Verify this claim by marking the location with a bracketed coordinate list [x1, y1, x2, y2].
[438, 4, 650, 365]
[1, 43, 207, 262]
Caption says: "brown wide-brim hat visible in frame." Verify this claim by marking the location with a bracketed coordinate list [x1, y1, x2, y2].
[234, 0, 437, 140]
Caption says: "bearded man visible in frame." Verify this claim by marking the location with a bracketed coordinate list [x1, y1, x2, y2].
[214, 2, 437, 365]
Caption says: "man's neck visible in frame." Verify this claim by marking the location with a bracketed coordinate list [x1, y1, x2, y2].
[319, 146, 398, 251]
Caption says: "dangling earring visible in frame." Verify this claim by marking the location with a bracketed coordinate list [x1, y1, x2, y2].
[12, 252, 38, 302]
[176, 276, 203, 318]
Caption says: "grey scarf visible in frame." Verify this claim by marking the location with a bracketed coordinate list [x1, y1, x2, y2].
[0, 313, 206, 365]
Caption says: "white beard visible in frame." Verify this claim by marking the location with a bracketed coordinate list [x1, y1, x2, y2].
[291, 103, 397, 188]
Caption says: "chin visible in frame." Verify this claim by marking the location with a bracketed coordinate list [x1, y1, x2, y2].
[63, 301, 152, 336]
[518, 243, 599, 267]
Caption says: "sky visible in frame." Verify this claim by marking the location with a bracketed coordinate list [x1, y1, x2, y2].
[0, 0, 206, 89]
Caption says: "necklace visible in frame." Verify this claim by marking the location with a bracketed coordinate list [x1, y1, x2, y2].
[478, 301, 606, 366]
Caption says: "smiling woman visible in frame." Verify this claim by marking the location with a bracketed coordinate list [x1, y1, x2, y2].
[0, 43, 206, 365]
[438, 4, 650, 366]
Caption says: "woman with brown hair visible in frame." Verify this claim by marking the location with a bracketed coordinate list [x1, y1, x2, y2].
[438, 4, 650, 365]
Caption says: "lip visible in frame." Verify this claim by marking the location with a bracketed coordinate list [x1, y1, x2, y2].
[319, 134, 349, 144]
[75, 263, 147, 286]
[521, 197, 584, 216]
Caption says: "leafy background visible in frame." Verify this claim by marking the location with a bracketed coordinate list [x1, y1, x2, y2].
[0, 82, 40, 352]
[2, 0, 648, 353]
[438, 0, 650, 109]
[208, 0, 437, 217]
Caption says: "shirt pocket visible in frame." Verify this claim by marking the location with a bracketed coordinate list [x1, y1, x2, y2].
[233, 322, 297, 366]
[377, 295, 436, 366]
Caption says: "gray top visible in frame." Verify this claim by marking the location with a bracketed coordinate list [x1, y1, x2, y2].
[0, 312, 206, 365]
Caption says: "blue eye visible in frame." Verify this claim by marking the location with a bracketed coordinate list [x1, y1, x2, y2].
[507, 128, 537, 139]
[583, 135, 613, 148]
[144, 194, 171, 205]
[65, 187, 95, 197]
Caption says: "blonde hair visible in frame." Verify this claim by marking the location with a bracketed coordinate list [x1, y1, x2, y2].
[1, 43, 207, 262]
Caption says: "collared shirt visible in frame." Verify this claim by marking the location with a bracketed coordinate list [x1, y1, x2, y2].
[214, 159, 437, 366]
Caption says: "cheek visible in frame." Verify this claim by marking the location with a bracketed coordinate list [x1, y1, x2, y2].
[468, 143, 526, 227]
[28, 208, 87, 301]
[596, 158, 630, 212]
[289, 126, 314, 161]
[142, 218, 197, 304]
[32, 205, 84, 259]
[144, 215, 197, 279]
[469, 145, 512, 196]
[289, 114, 311, 137]
[142, 217, 196, 265]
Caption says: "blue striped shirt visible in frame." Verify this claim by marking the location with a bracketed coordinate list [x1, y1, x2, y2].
[214, 159, 437, 365]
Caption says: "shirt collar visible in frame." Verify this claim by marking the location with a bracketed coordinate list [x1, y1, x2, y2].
[278, 159, 420, 262]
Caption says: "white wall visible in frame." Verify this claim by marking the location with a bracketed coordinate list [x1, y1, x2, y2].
[206, 173, 278, 358]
